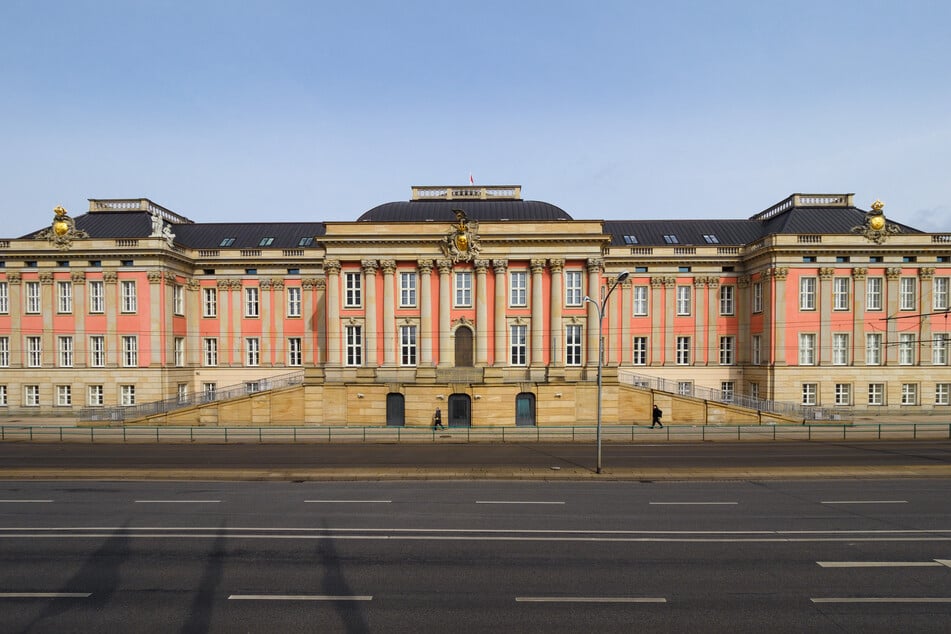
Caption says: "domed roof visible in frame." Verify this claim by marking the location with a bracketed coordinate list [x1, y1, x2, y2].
[357, 199, 573, 222]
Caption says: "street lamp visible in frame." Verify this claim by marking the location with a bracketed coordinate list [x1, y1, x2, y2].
[584, 269, 630, 474]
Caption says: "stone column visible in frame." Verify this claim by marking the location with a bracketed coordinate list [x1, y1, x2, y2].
[271, 279, 285, 365]
[71, 272, 86, 368]
[104, 272, 118, 367]
[706, 277, 719, 367]
[493, 259, 508, 366]
[305, 278, 324, 365]
[920, 268, 935, 365]
[737, 276, 750, 364]
[771, 268, 788, 366]
[663, 277, 676, 365]
[148, 270, 164, 367]
[418, 259, 434, 366]
[6, 273, 21, 367]
[692, 278, 705, 365]
[229, 280, 242, 367]
[437, 259, 453, 367]
[549, 259, 564, 367]
[475, 259, 489, 366]
[530, 258, 546, 366]
[650, 276, 664, 366]
[40, 272, 54, 367]
[259, 278, 272, 365]
[619, 279, 632, 365]
[585, 258, 603, 370]
[324, 259, 341, 366]
[818, 268, 834, 365]
[362, 260, 379, 367]
[186, 280, 200, 366]
[381, 259, 396, 366]
[851, 268, 867, 367]
[885, 267, 902, 365]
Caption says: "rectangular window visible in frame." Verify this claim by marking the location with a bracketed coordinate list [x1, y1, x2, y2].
[245, 287, 260, 317]
[678, 381, 693, 396]
[120, 280, 137, 313]
[799, 277, 816, 310]
[934, 333, 949, 365]
[676, 286, 691, 316]
[177, 384, 188, 404]
[866, 277, 883, 311]
[203, 288, 217, 317]
[203, 338, 218, 366]
[400, 325, 417, 366]
[56, 385, 71, 407]
[87, 385, 104, 407]
[287, 337, 302, 366]
[633, 285, 648, 316]
[802, 383, 817, 406]
[88, 280, 104, 314]
[245, 338, 260, 366]
[0, 281, 7, 313]
[566, 324, 583, 366]
[749, 382, 759, 400]
[57, 281, 72, 313]
[900, 277, 916, 311]
[510, 324, 528, 365]
[173, 285, 184, 315]
[455, 271, 472, 307]
[122, 336, 138, 367]
[676, 336, 691, 365]
[719, 336, 735, 365]
[120, 385, 135, 406]
[89, 335, 105, 367]
[632, 336, 648, 365]
[866, 333, 882, 365]
[899, 333, 916, 365]
[901, 383, 918, 405]
[287, 286, 302, 317]
[0, 384, 6, 406]
[832, 333, 850, 365]
[868, 383, 885, 406]
[936, 383, 951, 406]
[0, 336, 8, 367]
[834, 383, 852, 406]
[798, 333, 816, 366]
[510, 271, 527, 306]
[345, 325, 362, 366]
[400, 272, 417, 307]
[833, 277, 850, 311]
[58, 336, 73, 367]
[26, 281, 40, 314]
[174, 337, 185, 367]
[721, 381, 735, 402]
[934, 277, 949, 311]
[203, 383, 217, 401]
[752, 282, 763, 313]
[27, 336, 42, 367]
[719, 285, 735, 315]
[24, 385, 40, 407]
[345, 272, 362, 307]
[565, 271, 583, 306]
[751, 335, 761, 365]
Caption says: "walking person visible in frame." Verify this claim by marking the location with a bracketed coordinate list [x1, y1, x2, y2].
[433, 407, 444, 429]
[651, 404, 664, 428]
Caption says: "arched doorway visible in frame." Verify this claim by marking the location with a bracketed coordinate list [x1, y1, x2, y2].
[454, 326, 473, 367]
[386, 393, 405, 427]
[448, 394, 471, 427]
[515, 392, 535, 426]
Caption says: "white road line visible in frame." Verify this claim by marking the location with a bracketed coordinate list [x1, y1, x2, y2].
[476, 501, 565, 505]
[649, 502, 738, 506]
[821, 500, 908, 505]
[818, 561, 943, 568]
[0, 593, 91, 598]
[133, 500, 221, 504]
[0, 500, 53, 503]
[516, 597, 666, 603]
[812, 597, 951, 603]
[228, 594, 372, 601]
[304, 500, 391, 504]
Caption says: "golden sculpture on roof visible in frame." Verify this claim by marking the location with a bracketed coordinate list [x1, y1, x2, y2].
[442, 208, 481, 262]
[853, 198, 900, 244]
[35, 205, 89, 250]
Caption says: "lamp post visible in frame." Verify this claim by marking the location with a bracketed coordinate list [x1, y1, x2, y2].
[584, 270, 630, 474]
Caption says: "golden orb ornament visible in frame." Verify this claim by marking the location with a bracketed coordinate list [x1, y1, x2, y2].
[869, 214, 886, 230]
[53, 219, 70, 235]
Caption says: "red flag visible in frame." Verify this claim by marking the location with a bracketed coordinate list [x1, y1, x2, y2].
[469, 173, 474, 185]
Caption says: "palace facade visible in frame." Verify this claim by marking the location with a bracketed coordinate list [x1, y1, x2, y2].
[1, 185, 949, 426]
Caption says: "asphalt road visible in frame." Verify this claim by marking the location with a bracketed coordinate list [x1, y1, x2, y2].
[2, 479, 951, 633]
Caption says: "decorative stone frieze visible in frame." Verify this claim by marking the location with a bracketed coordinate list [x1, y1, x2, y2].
[323, 259, 341, 275]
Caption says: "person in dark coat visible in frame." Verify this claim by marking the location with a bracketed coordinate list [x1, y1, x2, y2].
[433, 407, 444, 428]
[651, 404, 664, 428]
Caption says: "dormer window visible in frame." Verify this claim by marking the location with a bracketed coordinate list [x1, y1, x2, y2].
[703, 234, 719, 244]
[298, 237, 314, 247]
[623, 235, 638, 245]
[259, 237, 275, 247]
[663, 235, 679, 244]
[219, 237, 235, 247]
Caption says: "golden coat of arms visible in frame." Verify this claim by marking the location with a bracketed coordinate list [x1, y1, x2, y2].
[852, 199, 900, 244]
[442, 208, 481, 262]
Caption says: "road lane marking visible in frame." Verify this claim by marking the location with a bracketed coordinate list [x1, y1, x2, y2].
[0, 593, 91, 598]
[0, 500, 53, 503]
[649, 502, 737, 506]
[134, 500, 221, 504]
[818, 561, 943, 568]
[516, 597, 666, 603]
[812, 597, 951, 603]
[304, 500, 391, 504]
[476, 501, 565, 505]
[821, 500, 908, 505]
[229, 594, 372, 601]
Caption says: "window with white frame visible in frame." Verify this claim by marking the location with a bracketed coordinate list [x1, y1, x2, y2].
[835, 383, 851, 405]
[400, 272, 417, 307]
[719, 336, 735, 365]
[676, 286, 691, 315]
[798, 333, 816, 366]
[87, 385, 104, 407]
[510, 324, 528, 365]
[866, 333, 882, 365]
[89, 335, 104, 367]
[833, 277, 850, 311]
[936, 383, 950, 406]
[245, 338, 260, 366]
[399, 325, 417, 366]
[455, 271, 472, 307]
[899, 277, 916, 311]
[56, 385, 71, 407]
[26, 281, 40, 314]
[122, 336, 138, 367]
[24, 384, 40, 407]
[565, 271, 583, 306]
[866, 277, 883, 310]
[752, 281, 763, 313]
[934, 333, 949, 365]
[203, 383, 217, 401]
[58, 336, 73, 367]
[245, 286, 259, 317]
[120, 384, 135, 406]
[203, 338, 217, 366]
[173, 285, 184, 315]
[719, 285, 735, 315]
[88, 280, 104, 313]
[0, 384, 7, 407]
[901, 383, 918, 405]
[676, 336, 691, 365]
[27, 336, 41, 367]
[678, 381, 693, 396]
[802, 383, 817, 405]
[344, 272, 362, 307]
[0, 281, 7, 313]
[57, 281, 72, 313]
[120, 280, 137, 313]
[832, 333, 850, 365]
[632, 336, 648, 365]
[566, 324, 583, 366]
[749, 382, 759, 400]
[934, 277, 949, 311]
[510, 271, 527, 306]
[288, 337, 302, 366]
[899, 333, 916, 365]
[174, 337, 185, 367]
[345, 325, 362, 366]
[0, 336, 8, 367]
[799, 277, 816, 310]
[868, 383, 885, 405]
[203, 287, 217, 317]
[721, 381, 735, 402]
[286, 286, 302, 317]
[177, 384, 188, 404]
[633, 285, 648, 316]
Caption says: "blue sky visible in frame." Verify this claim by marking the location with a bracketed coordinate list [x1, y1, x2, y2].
[2, 0, 949, 237]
